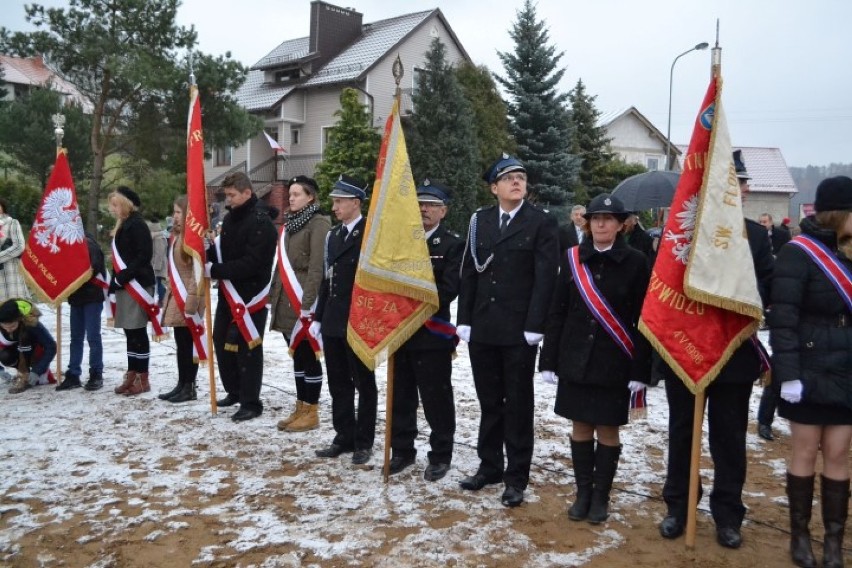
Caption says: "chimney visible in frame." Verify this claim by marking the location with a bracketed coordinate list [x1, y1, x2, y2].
[309, 1, 363, 70]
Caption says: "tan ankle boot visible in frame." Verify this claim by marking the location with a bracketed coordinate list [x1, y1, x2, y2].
[124, 372, 150, 396]
[114, 371, 136, 394]
[285, 403, 319, 432]
[277, 400, 304, 431]
[8, 373, 30, 394]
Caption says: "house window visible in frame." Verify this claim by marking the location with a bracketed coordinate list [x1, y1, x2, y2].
[646, 157, 660, 171]
[274, 68, 300, 83]
[321, 126, 334, 154]
[215, 146, 232, 167]
[291, 128, 301, 146]
[412, 67, 426, 94]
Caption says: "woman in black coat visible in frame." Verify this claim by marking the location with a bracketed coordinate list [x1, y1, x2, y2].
[540, 194, 651, 525]
[108, 186, 155, 397]
[769, 176, 852, 568]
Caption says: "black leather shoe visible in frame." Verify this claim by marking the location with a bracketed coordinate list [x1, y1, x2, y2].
[315, 443, 352, 458]
[231, 407, 261, 422]
[83, 375, 103, 391]
[757, 424, 774, 441]
[56, 373, 82, 391]
[424, 463, 450, 482]
[659, 516, 685, 539]
[352, 448, 372, 465]
[501, 486, 524, 507]
[388, 455, 415, 475]
[716, 526, 742, 549]
[459, 473, 501, 491]
[217, 394, 239, 407]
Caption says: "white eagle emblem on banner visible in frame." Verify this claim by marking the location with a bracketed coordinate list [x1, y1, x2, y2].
[31, 187, 86, 253]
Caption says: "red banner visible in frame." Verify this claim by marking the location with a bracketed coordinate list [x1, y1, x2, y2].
[639, 75, 761, 393]
[21, 151, 92, 303]
[183, 84, 208, 293]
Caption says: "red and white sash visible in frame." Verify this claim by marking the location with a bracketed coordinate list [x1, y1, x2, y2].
[0, 332, 15, 348]
[111, 239, 167, 339]
[167, 239, 208, 361]
[214, 238, 270, 350]
[276, 227, 322, 357]
[568, 246, 635, 358]
[91, 270, 115, 321]
[790, 234, 852, 312]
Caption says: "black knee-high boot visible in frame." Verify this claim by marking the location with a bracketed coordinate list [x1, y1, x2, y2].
[786, 472, 816, 568]
[568, 438, 595, 521]
[821, 475, 850, 568]
[587, 442, 621, 524]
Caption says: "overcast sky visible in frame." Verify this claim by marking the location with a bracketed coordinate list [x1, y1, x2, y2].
[5, 0, 850, 168]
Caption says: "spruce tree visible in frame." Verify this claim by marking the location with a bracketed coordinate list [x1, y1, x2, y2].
[568, 78, 614, 203]
[496, 0, 580, 207]
[455, 61, 515, 205]
[406, 38, 480, 232]
[314, 88, 381, 209]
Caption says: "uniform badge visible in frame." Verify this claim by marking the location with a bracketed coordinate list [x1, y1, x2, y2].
[432, 237, 441, 245]
[604, 198, 612, 206]
[352, 229, 360, 238]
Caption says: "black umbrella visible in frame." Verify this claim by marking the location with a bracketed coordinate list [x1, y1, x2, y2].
[611, 170, 680, 211]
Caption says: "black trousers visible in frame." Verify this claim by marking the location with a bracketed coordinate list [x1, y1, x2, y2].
[468, 342, 537, 490]
[174, 326, 199, 384]
[390, 345, 455, 465]
[663, 376, 753, 529]
[323, 335, 376, 451]
[213, 302, 267, 413]
[757, 376, 780, 427]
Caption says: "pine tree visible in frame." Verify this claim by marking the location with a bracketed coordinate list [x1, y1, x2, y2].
[406, 38, 481, 232]
[455, 61, 515, 205]
[314, 88, 381, 209]
[496, 0, 580, 207]
[568, 78, 614, 203]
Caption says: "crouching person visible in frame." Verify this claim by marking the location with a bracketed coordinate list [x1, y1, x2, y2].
[0, 299, 57, 394]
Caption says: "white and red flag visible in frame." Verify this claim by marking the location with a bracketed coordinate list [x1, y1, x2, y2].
[21, 151, 92, 303]
[263, 130, 286, 155]
[639, 74, 763, 393]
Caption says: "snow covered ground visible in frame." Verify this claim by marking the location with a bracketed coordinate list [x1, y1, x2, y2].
[0, 297, 781, 566]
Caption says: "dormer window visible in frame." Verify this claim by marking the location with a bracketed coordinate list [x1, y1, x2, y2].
[275, 68, 300, 83]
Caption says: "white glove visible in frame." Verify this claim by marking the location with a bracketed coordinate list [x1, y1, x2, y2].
[457, 325, 471, 343]
[780, 380, 804, 404]
[628, 380, 646, 394]
[28, 371, 41, 386]
[524, 331, 543, 346]
[204, 262, 213, 278]
[541, 370, 558, 384]
[309, 320, 322, 337]
[300, 310, 312, 319]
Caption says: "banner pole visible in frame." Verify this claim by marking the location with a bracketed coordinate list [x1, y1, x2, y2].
[383, 354, 395, 483]
[685, 390, 706, 548]
[55, 304, 62, 378]
[204, 278, 217, 416]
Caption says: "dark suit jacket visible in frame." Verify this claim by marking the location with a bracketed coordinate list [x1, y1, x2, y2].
[405, 223, 464, 351]
[314, 218, 366, 338]
[558, 222, 582, 257]
[769, 225, 791, 256]
[458, 201, 559, 346]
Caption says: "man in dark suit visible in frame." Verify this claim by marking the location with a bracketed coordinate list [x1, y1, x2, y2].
[312, 175, 376, 465]
[659, 150, 774, 549]
[388, 180, 464, 481]
[457, 154, 559, 507]
[758, 213, 792, 257]
[624, 213, 656, 264]
[558, 204, 586, 256]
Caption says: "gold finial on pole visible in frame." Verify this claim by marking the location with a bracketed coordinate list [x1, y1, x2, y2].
[392, 54, 404, 99]
[51, 112, 66, 156]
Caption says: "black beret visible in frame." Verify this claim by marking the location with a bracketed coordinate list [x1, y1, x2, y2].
[815, 176, 852, 213]
[288, 175, 319, 195]
[116, 185, 141, 208]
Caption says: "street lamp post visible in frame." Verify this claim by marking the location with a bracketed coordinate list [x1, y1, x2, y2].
[665, 42, 709, 170]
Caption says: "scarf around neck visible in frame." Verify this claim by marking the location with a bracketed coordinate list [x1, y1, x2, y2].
[285, 202, 319, 234]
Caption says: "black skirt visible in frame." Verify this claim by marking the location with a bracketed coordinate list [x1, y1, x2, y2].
[556, 382, 630, 426]
[779, 400, 852, 426]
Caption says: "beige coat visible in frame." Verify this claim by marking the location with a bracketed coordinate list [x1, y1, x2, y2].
[160, 236, 203, 327]
[269, 213, 331, 335]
